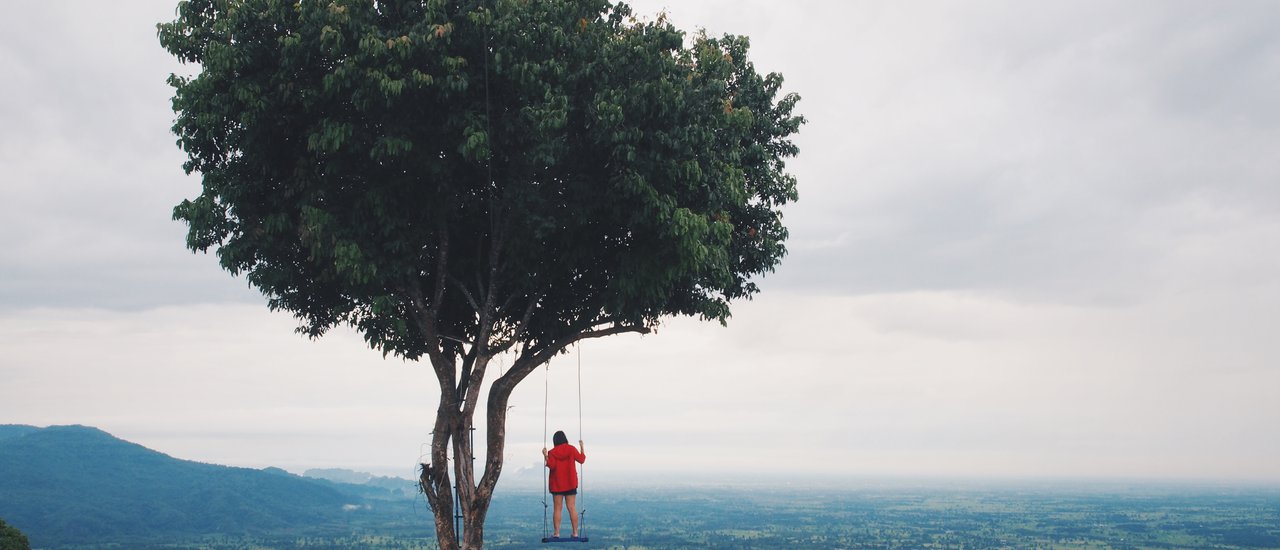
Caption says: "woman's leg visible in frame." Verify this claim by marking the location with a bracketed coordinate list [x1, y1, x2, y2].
[552, 494, 564, 537]
[566, 494, 579, 537]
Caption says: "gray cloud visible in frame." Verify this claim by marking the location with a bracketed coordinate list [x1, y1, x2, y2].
[1, 2, 260, 309]
[8, 1, 1276, 311]
[715, 1, 1280, 305]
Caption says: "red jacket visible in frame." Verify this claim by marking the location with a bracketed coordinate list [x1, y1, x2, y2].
[545, 443, 586, 493]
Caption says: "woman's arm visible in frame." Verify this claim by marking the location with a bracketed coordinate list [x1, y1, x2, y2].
[576, 440, 586, 464]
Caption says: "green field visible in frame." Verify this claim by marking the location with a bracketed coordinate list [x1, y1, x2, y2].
[39, 483, 1277, 550]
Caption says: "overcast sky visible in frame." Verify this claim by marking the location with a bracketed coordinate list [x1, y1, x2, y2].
[2, 1, 1279, 485]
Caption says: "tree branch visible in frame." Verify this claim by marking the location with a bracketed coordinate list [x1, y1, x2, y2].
[431, 222, 449, 316]
[447, 274, 482, 314]
[490, 293, 541, 355]
[401, 280, 455, 397]
[499, 322, 650, 391]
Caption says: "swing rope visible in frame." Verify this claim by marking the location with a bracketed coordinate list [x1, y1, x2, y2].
[577, 344, 586, 538]
[542, 363, 550, 541]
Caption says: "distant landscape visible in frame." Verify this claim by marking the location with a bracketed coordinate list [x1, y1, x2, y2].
[2, 425, 1279, 549]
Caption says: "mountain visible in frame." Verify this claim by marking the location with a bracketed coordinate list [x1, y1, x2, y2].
[305, 467, 374, 485]
[0, 425, 38, 442]
[0, 425, 358, 547]
[304, 468, 418, 497]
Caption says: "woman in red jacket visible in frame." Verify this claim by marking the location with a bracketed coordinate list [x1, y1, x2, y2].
[543, 430, 587, 539]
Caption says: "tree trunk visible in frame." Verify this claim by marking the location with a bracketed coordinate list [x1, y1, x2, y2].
[424, 355, 517, 550]
[424, 405, 459, 549]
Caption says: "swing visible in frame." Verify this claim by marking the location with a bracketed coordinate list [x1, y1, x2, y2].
[543, 536, 590, 543]
[541, 345, 588, 544]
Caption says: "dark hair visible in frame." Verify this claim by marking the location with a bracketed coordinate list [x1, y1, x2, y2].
[553, 431, 568, 447]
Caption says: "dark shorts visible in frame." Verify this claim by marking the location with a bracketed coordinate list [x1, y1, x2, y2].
[551, 489, 578, 496]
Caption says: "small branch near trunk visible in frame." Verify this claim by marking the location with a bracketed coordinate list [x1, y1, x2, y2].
[448, 274, 482, 314]
[431, 222, 449, 314]
[490, 294, 542, 355]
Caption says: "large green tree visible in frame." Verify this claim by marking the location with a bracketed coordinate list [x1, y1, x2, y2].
[159, 0, 800, 547]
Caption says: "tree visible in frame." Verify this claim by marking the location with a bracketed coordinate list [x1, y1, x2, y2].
[158, 1, 801, 548]
[0, 518, 30, 550]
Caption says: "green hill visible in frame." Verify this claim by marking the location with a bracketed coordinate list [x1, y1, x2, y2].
[0, 425, 358, 547]
[0, 426, 38, 442]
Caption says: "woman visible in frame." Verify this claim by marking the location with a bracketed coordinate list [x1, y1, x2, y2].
[543, 430, 587, 539]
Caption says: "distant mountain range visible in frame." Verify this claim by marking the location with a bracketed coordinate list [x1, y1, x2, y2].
[0, 424, 410, 547]
[304, 467, 417, 494]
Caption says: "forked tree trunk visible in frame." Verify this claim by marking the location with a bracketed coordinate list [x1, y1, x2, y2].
[420, 354, 527, 550]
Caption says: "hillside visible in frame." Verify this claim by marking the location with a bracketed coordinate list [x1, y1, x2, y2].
[0, 425, 359, 547]
[0, 425, 38, 442]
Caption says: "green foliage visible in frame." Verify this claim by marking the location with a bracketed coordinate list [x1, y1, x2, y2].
[0, 517, 30, 550]
[157, 0, 803, 361]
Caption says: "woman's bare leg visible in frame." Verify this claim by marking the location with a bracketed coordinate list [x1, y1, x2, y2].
[566, 494, 579, 537]
[552, 494, 564, 537]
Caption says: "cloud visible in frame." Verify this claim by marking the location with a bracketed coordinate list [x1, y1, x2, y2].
[0, 2, 258, 310]
[2, 0, 1279, 482]
[675, 0, 1280, 305]
[0, 304, 439, 474]
[8, 284, 1277, 479]
[9, 1, 1276, 311]
[516, 287, 1280, 479]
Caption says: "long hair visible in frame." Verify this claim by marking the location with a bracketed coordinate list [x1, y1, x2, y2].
[553, 430, 569, 447]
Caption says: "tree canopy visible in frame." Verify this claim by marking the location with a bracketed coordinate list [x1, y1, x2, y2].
[160, 0, 799, 359]
[159, 0, 801, 547]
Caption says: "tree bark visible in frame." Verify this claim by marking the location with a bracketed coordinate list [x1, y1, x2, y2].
[425, 351, 518, 550]
[418, 348, 545, 550]
[425, 405, 458, 548]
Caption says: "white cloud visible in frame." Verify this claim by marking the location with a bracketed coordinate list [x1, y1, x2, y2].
[5, 286, 1277, 480]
